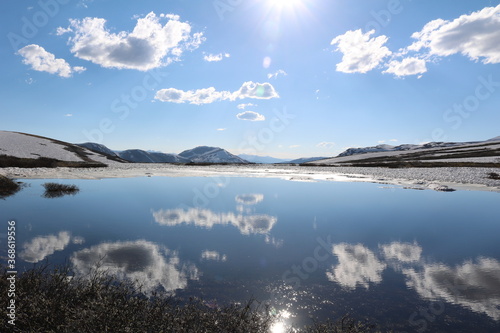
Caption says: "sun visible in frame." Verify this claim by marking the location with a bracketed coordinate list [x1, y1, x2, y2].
[268, 0, 303, 9]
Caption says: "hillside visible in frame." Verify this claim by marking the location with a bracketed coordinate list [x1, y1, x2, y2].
[0, 131, 126, 167]
[179, 146, 248, 164]
[308, 137, 500, 167]
[118, 149, 191, 163]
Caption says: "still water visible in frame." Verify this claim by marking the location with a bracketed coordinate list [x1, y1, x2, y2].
[1, 176, 500, 332]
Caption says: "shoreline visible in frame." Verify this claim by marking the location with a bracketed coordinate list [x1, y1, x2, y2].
[1, 164, 500, 193]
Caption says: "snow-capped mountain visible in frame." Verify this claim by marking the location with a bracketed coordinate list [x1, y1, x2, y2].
[77, 142, 119, 157]
[118, 149, 190, 163]
[238, 154, 288, 164]
[179, 146, 249, 164]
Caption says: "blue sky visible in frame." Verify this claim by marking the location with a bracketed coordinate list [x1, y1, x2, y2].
[1, 0, 500, 158]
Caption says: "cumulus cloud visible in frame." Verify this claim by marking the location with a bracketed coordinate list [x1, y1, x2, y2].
[235, 194, 264, 205]
[408, 5, 500, 64]
[330, 29, 392, 73]
[71, 240, 199, 293]
[383, 57, 427, 77]
[380, 242, 422, 263]
[316, 142, 335, 149]
[155, 82, 278, 105]
[267, 69, 287, 79]
[237, 103, 256, 109]
[237, 111, 265, 121]
[201, 250, 227, 262]
[152, 208, 277, 235]
[60, 12, 204, 71]
[203, 52, 230, 62]
[403, 257, 500, 320]
[18, 44, 85, 78]
[20, 231, 71, 263]
[326, 243, 386, 290]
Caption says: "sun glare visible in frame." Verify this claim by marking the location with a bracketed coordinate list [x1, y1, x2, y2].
[268, 0, 302, 10]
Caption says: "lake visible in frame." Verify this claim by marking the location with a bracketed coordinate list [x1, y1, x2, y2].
[1, 176, 499, 332]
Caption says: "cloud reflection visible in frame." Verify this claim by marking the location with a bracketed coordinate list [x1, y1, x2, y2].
[235, 194, 264, 205]
[201, 250, 227, 262]
[326, 243, 386, 290]
[152, 208, 277, 235]
[20, 231, 72, 263]
[403, 258, 500, 320]
[71, 240, 199, 293]
[381, 242, 422, 263]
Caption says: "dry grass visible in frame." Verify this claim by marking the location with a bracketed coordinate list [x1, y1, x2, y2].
[42, 182, 80, 198]
[0, 264, 378, 333]
[0, 175, 22, 199]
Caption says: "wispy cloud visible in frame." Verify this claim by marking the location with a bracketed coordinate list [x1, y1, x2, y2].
[203, 52, 230, 62]
[316, 142, 335, 149]
[237, 103, 256, 110]
[289, 145, 301, 149]
[59, 12, 204, 71]
[236, 111, 265, 121]
[18, 44, 86, 78]
[216, 128, 226, 131]
[155, 81, 279, 105]
[267, 69, 287, 79]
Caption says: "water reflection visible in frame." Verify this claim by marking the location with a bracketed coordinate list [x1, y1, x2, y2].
[201, 250, 227, 262]
[326, 241, 500, 320]
[380, 241, 422, 263]
[235, 194, 264, 205]
[71, 240, 199, 293]
[326, 243, 386, 290]
[403, 258, 500, 320]
[20, 231, 81, 263]
[153, 208, 277, 235]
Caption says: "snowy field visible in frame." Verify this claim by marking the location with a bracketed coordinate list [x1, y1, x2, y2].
[2, 164, 499, 193]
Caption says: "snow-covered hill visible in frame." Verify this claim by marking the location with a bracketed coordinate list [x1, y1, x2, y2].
[0, 131, 125, 166]
[77, 142, 119, 157]
[286, 157, 328, 164]
[238, 154, 288, 164]
[179, 146, 249, 164]
[118, 149, 190, 163]
[308, 137, 500, 167]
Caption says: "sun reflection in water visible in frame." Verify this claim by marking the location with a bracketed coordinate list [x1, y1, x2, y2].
[269, 309, 291, 333]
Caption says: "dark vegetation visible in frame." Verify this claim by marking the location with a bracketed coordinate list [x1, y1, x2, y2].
[42, 182, 80, 198]
[0, 175, 22, 199]
[0, 155, 107, 168]
[0, 264, 378, 332]
[487, 172, 500, 180]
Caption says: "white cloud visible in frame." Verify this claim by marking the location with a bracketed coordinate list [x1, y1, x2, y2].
[216, 128, 226, 131]
[384, 57, 427, 77]
[235, 194, 264, 205]
[155, 82, 278, 105]
[326, 243, 386, 290]
[61, 12, 204, 71]
[408, 5, 500, 64]
[267, 69, 287, 79]
[152, 208, 277, 235]
[380, 242, 422, 263]
[64, 113, 73, 117]
[201, 250, 227, 262]
[20, 231, 71, 263]
[289, 145, 301, 149]
[237, 103, 256, 110]
[72, 240, 199, 294]
[18, 44, 85, 78]
[403, 257, 500, 320]
[316, 142, 335, 149]
[237, 111, 265, 121]
[203, 52, 230, 62]
[331, 29, 392, 73]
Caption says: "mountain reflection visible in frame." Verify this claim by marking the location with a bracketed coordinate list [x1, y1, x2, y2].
[152, 208, 277, 235]
[20, 231, 79, 263]
[326, 241, 500, 320]
[71, 240, 199, 294]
